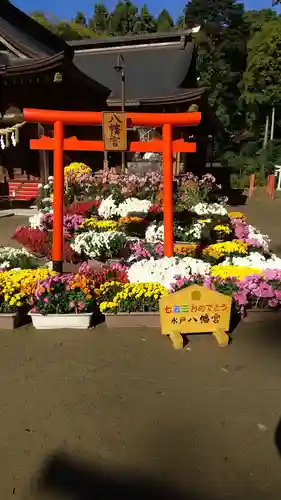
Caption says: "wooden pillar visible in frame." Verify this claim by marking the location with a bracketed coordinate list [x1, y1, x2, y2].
[162, 123, 173, 257]
[52, 120, 64, 272]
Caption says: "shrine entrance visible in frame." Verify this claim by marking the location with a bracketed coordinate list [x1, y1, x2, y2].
[23, 108, 201, 272]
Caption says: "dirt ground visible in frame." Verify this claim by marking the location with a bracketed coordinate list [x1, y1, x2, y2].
[1, 198, 281, 499]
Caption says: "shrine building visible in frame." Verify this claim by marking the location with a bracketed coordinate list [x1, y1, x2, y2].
[0, 1, 224, 202]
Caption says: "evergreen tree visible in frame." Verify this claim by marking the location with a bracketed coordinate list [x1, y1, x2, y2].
[156, 9, 174, 32]
[109, 1, 139, 36]
[244, 9, 277, 37]
[89, 4, 110, 35]
[74, 12, 87, 26]
[137, 5, 156, 34]
[184, 0, 247, 131]
[243, 19, 281, 107]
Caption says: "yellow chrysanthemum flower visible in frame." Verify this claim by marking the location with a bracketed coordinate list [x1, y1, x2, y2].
[203, 240, 248, 260]
[228, 211, 246, 220]
[80, 219, 118, 232]
[211, 265, 263, 280]
[213, 225, 232, 234]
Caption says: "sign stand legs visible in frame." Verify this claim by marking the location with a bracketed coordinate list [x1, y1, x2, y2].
[212, 329, 229, 347]
[169, 332, 184, 350]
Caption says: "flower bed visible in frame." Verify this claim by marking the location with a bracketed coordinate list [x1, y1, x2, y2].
[13, 165, 281, 330]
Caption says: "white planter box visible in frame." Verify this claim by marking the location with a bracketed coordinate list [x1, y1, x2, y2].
[29, 312, 92, 330]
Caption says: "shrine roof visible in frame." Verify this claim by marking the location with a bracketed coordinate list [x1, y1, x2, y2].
[0, 3, 110, 97]
[70, 33, 200, 106]
[0, 2, 71, 59]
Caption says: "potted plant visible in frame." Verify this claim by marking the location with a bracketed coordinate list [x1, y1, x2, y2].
[208, 269, 281, 322]
[202, 240, 249, 264]
[0, 246, 39, 270]
[0, 268, 55, 329]
[235, 273, 281, 322]
[210, 224, 233, 243]
[29, 273, 96, 329]
[64, 163, 95, 203]
[70, 230, 126, 263]
[118, 216, 147, 238]
[99, 282, 168, 328]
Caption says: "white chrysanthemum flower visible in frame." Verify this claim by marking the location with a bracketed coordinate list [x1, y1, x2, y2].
[98, 195, 119, 219]
[248, 225, 270, 251]
[29, 211, 44, 229]
[117, 198, 152, 217]
[128, 256, 210, 289]
[191, 202, 227, 216]
[0, 261, 10, 269]
[220, 252, 281, 270]
[0, 247, 35, 270]
[145, 221, 203, 243]
[145, 223, 164, 243]
[71, 230, 126, 259]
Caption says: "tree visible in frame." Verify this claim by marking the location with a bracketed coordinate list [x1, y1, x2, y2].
[137, 5, 156, 34]
[109, 1, 139, 36]
[185, 0, 244, 30]
[243, 19, 281, 107]
[184, 0, 247, 132]
[31, 11, 59, 34]
[156, 9, 174, 32]
[31, 11, 97, 40]
[244, 9, 277, 37]
[74, 12, 87, 26]
[89, 4, 110, 35]
[241, 9, 280, 137]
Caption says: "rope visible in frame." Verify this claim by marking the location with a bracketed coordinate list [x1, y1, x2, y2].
[0, 121, 26, 149]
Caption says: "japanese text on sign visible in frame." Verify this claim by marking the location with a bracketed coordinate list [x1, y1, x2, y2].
[103, 112, 127, 151]
[159, 285, 232, 335]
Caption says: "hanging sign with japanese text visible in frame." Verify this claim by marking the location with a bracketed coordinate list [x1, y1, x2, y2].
[103, 112, 127, 151]
[159, 284, 231, 335]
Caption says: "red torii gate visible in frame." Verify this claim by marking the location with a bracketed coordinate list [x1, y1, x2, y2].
[23, 109, 201, 272]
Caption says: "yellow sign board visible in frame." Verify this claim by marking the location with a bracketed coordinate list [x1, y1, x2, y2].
[159, 285, 232, 348]
[103, 112, 127, 151]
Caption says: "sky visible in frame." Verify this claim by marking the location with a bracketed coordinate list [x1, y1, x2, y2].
[14, 0, 280, 22]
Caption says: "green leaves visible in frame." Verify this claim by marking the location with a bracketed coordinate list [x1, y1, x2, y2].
[156, 9, 174, 32]
[243, 19, 281, 107]
[184, 0, 247, 131]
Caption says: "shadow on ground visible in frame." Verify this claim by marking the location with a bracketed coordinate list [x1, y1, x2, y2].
[29, 451, 208, 500]
[275, 419, 281, 459]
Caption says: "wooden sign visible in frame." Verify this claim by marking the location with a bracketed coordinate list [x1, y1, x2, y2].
[159, 284, 232, 349]
[103, 112, 127, 151]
